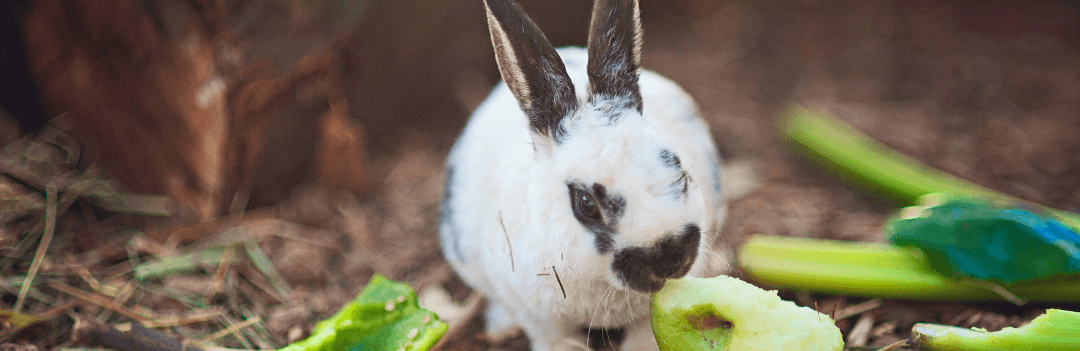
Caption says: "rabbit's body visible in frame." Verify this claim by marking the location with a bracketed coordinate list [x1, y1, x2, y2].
[440, 1, 725, 350]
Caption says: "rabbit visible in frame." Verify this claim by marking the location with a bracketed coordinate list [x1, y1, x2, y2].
[439, 0, 726, 349]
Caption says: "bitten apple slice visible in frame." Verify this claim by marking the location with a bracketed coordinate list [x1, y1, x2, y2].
[651, 276, 843, 351]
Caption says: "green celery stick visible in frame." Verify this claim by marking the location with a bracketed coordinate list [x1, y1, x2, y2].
[778, 106, 1080, 231]
[738, 234, 1080, 302]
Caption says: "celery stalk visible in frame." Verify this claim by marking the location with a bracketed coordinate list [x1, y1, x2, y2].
[738, 234, 1080, 302]
[778, 106, 1080, 231]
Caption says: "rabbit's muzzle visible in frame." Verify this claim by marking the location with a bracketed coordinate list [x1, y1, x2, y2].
[611, 224, 701, 294]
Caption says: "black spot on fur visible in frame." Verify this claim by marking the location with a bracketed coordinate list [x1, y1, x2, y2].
[567, 182, 625, 254]
[660, 149, 690, 198]
[612, 224, 701, 293]
[440, 165, 466, 263]
[592, 183, 626, 219]
[674, 171, 690, 198]
[659, 149, 681, 170]
[580, 327, 626, 349]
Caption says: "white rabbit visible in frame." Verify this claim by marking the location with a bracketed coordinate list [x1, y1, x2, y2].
[439, 0, 726, 350]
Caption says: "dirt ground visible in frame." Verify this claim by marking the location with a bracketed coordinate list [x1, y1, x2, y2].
[2, 0, 1080, 350]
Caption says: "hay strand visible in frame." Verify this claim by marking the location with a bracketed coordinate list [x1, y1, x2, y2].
[14, 185, 57, 312]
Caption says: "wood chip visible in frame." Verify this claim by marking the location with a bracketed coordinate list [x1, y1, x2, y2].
[834, 298, 884, 321]
[846, 313, 875, 347]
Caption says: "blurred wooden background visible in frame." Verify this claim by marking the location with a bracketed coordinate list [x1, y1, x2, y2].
[3, 0, 1078, 220]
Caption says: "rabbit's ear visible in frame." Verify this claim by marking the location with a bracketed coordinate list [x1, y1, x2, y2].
[484, 0, 578, 140]
[586, 0, 643, 112]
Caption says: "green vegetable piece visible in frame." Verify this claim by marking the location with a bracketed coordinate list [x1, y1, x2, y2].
[278, 274, 448, 351]
[913, 309, 1080, 351]
[651, 276, 843, 351]
[888, 193, 1080, 284]
[778, 106, 1080, 232]
[739, 234, 1080, 302]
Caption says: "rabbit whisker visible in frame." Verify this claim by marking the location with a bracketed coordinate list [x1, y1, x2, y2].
[587, 285, 616, 347]
[603, 325, 611, 349]
[701, 245, 729, 274]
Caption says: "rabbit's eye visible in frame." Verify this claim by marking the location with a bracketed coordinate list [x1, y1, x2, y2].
[569, 185, 603, 224]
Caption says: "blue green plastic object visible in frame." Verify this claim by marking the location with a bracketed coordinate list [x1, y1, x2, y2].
[886, 193, 1080, 285]
[277, 274, 448, 351]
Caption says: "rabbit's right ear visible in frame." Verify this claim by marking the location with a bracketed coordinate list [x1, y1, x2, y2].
[483, 0, 578, 142]
[587, 0, 643, 112]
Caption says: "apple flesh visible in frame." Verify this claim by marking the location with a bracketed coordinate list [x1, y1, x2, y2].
[651, 276, 843, 351]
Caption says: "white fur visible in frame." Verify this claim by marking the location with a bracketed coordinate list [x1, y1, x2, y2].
[440, 47, 725, 351]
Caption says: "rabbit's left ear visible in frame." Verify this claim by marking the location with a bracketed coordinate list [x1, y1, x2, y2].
[586, 0, 643, 112]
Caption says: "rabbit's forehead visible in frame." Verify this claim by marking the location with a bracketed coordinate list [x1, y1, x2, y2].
[554, 114, 664, 174]
[556, 112, 678, 170]
[551, 115, 702, 220]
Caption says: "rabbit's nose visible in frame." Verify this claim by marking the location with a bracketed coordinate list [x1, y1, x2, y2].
[612, 224, 701, 293]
